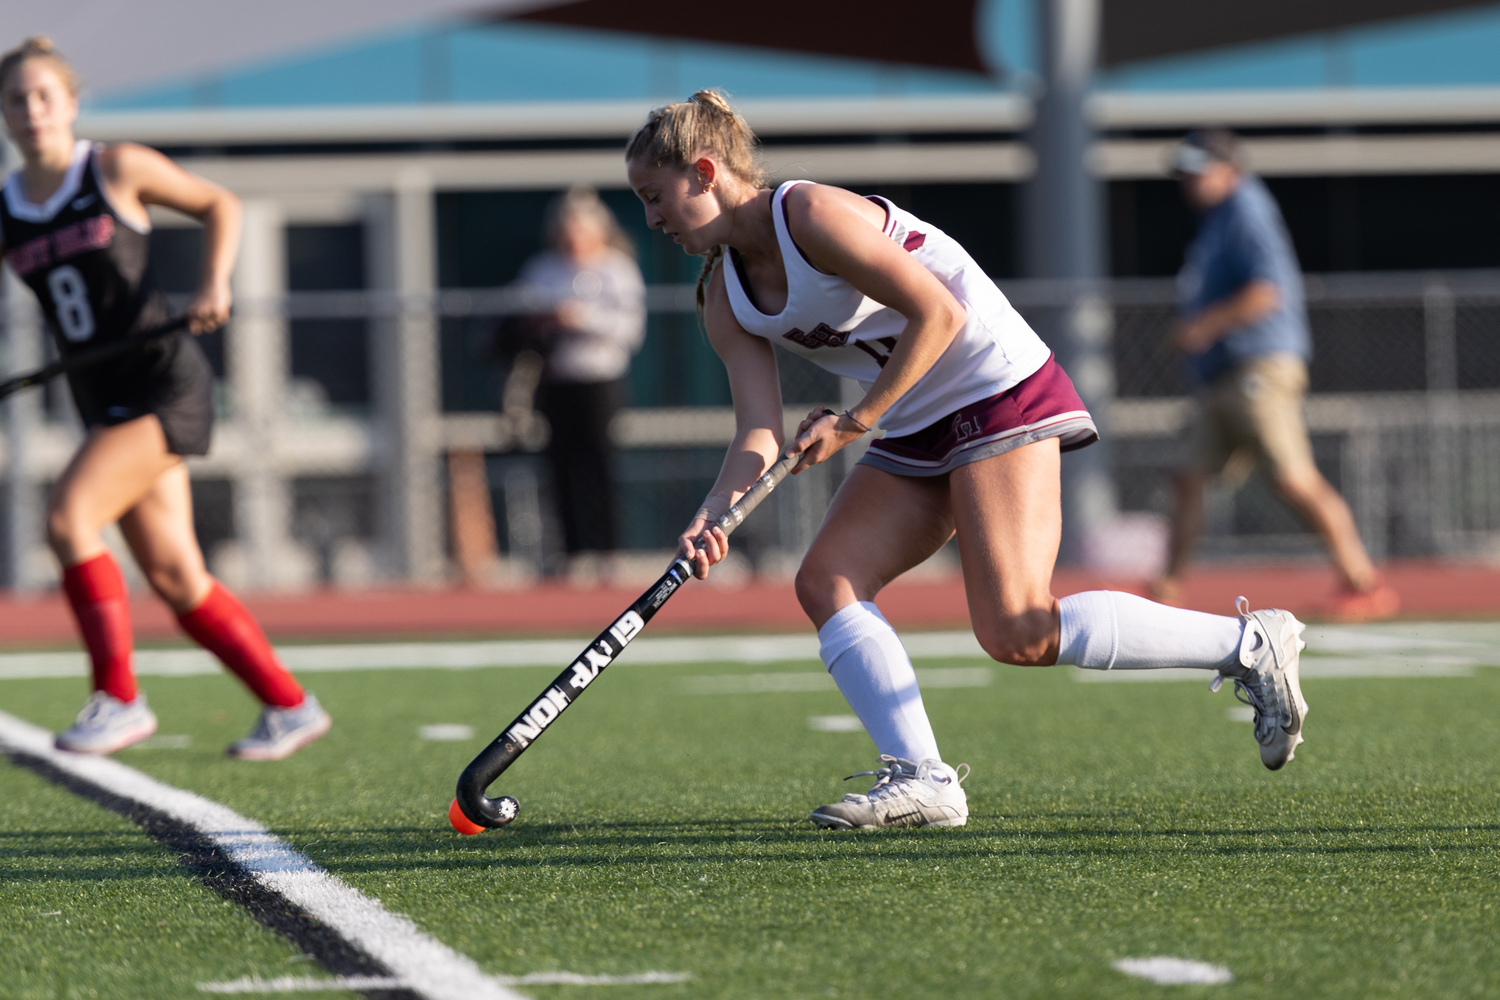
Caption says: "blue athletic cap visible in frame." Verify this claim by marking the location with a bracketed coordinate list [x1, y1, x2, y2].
[1171, 129, 1240, 175]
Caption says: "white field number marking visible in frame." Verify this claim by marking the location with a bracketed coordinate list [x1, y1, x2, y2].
[1112, 957, 1232, 985]
[418, 724, 474, 741]
[808, 715, 864, 732]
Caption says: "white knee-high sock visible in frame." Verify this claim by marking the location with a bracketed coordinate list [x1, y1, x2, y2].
[819, 601, 941, 762]
[1057, 591, 1243, 670]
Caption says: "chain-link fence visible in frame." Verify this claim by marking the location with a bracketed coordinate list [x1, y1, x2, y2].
[3, 269, 1497, 591]
[1044, 270, 1500, 564]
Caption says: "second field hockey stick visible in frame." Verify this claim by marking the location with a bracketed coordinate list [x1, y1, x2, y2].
[450, 433, 821, 833]
[0, 315, 191, 404]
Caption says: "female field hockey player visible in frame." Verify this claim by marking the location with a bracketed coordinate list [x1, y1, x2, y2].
[626, 91, 1309, 830]
[0, 37, 329, 758]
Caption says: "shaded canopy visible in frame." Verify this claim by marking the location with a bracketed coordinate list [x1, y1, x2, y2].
[1099, 0, 1495, 67]
[2, 0, 1491, 102]
[509, 0, 1500, 73]
[507, 0, 988, 74]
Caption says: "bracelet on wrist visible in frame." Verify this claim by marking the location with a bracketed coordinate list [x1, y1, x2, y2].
[841, 410, 872, 434]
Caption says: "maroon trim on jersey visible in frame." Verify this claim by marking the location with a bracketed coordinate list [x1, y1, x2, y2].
[903, 232, 926, 252]
[5, 214, 115, 276]
[861, 355, 1099, 476]
[782, 322, 850, 350]
[865, 194, 896, 237]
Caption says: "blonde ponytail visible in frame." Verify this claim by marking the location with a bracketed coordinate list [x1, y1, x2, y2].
[626, 90, 767, 323]
[0, 36, 80, 94]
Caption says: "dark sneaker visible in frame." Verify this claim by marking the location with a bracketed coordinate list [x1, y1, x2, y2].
[227, 694, 331, 760]
[811, 756, 969, 829]
[1213, 598, 1308, 770]
[55, 691, 158, 754]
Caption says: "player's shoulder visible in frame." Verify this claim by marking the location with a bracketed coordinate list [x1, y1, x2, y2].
[94, 141, 172, 182]
[782, 181, 887, 245]
[781, 181, 865, 219]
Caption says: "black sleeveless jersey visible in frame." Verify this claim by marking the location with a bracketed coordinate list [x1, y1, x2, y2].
[0, 140, 214, 456]
[0, 139, 170, 353]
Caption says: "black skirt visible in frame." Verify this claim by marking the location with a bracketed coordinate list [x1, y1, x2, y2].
[66, 331, 215, 457]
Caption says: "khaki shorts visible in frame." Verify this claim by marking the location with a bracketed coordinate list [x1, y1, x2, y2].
[1185, 354, 1316, 482]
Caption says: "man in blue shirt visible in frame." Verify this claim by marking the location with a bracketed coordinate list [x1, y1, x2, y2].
[1153, 130, 1398, 621]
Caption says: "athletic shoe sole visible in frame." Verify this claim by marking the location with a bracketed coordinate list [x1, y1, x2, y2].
[1259, 613, 1308, 771]
[227, 711, 332, 761]
[55, 714, 158, 756]
[810, 811, 968, 830]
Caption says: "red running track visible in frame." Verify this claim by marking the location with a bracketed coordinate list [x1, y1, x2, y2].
[0, 559, 1495, 648]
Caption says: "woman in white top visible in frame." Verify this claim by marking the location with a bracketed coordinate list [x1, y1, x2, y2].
[0, 37, 329, 759]
[515, 186, 645, 562]
[625, 91, 1310, 830]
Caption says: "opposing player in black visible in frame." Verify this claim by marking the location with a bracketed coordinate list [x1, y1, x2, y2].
[0, 37, 330, 757]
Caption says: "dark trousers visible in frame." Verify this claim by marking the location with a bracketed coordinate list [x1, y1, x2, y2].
[537, 378, 624, 555]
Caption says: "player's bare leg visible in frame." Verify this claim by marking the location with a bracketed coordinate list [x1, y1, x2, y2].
[1152, 470, 1208, 603]
[1273, 465, 1398, 621]
[796, 466, 969, 828]
[117, 462, 212, 613]
[118, 460, 328, 759]
[948, 438, 1064, 667]
[49, 417, 178, 753]
[47, 416, 181, 568]
[957, 438, 1309, 770]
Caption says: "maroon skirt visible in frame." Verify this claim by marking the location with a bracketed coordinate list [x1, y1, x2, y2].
[859, 354, 1098, 477]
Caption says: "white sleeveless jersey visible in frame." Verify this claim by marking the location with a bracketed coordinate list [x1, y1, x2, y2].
[721, 180, 1052, 437]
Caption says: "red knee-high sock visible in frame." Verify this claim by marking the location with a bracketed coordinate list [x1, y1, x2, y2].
[62, 553, 137, 702]
[177, 582, 304, 708]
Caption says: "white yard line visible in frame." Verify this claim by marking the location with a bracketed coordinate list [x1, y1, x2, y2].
[0, 624, 1493, 683]
[1072, 658, 1477, 682]
[0, 630, 994, 681]
[0, 708, 525, 1000]
[199, 972, 692, 993]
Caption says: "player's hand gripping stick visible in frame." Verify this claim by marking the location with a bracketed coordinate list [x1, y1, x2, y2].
[450, 448, 804, 834]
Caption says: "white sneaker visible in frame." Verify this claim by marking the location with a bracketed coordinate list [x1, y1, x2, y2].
[1213, 598, 1309, 770]
[227, 694, 331, 760]
[810, 756, 970, 829]
[55, 691, 158, 755]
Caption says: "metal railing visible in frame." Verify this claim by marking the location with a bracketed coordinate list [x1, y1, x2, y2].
[3, 269, 1498, 590]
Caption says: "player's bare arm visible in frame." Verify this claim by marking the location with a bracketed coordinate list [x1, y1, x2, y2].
[782, 183, 966, 471]
[98, 142, 242, 333]
[1173, 278, 1279, 352]
[678, 263, 786, 578]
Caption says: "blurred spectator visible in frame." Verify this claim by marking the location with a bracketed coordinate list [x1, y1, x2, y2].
[514, 186, 646, 573]
[1152, 130, 1399, 621]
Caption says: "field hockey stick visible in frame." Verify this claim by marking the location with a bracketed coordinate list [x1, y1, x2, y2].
[451, 432, 821, 833]
[0, 315, 190, 403]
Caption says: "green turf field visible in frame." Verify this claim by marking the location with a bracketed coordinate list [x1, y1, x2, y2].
[3, 627, 1499, 999]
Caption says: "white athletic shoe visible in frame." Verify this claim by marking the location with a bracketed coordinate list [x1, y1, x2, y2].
[227, 694, 331, 760]
[810, 756, 970, 829]
[55, 690, 158, 755]
[1213, 598, 1309, 770]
